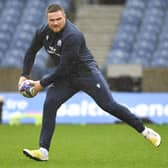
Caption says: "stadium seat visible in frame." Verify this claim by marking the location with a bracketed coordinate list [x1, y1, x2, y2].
[151, 57, 168, 67]
[107, 49, 129, 64]
[0, 32, 11, 52]
[0, 1, 4, 14]
[1, 55, 23, 68]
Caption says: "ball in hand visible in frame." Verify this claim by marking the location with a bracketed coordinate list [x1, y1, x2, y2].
[19, 80, 38, 98]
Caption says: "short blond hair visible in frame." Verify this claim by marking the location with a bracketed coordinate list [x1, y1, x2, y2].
[46, 4, 65, 14]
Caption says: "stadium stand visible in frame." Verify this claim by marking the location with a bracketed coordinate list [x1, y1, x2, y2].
[107, 0, 168, 67]
[151, 8, 168, 67]
[1, 0, 47, 68]
[107, 0, 146, 64]
[130, 0, 167, 67]
[0, 0, 26, 66]
[105, 0, 168, 92]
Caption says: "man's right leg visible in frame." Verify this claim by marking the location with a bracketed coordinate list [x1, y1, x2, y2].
[39, 84, 77, 151]
[23, 81, 77, 161]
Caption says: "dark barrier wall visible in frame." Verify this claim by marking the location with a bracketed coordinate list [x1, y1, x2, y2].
[107, 67, 168, 92]
[0, 67, 168, 92]
[143, 68, 168, 92]
[0, 68, 21, 91]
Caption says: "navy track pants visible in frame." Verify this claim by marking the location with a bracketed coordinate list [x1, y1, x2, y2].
[39, 71, 145, 150]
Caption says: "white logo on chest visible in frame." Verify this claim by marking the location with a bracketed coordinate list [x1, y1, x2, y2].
[57, 40, 62, 47]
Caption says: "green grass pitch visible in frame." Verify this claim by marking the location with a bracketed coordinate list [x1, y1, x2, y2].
[0, 124, 167, 168]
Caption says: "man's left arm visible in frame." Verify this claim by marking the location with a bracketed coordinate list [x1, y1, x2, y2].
[39, 34, 82, 88]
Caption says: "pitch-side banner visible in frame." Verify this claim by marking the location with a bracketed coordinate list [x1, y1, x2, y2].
[0, 92, 168, 124]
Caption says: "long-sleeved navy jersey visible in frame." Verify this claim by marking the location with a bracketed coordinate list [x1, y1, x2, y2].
[22, 19, 98, 87]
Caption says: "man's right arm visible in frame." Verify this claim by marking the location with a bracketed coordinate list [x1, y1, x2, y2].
[18, 26, 45, 89]
[21, 27, 44, 78]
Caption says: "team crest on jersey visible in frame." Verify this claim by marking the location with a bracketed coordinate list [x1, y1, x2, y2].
[57, 40, 62, 47]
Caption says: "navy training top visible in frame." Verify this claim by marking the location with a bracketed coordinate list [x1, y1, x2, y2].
[22, 19, 98, 87]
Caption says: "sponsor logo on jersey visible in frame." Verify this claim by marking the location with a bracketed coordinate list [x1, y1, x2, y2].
[46, 35, 49, 40]
[47, 39, 62, 57]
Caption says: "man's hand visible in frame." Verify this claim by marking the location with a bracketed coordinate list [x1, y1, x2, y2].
[18, 77, 44, 92]
[18, 76, 28, 91]
[28, 80, 44, 92]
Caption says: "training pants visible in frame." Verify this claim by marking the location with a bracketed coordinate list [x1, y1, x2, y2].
[39, 71, 145, 150]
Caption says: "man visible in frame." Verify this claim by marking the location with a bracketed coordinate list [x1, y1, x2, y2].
[18, 4, 161, 161]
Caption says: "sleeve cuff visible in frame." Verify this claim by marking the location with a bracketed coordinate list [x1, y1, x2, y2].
[40, 79, 48, 88]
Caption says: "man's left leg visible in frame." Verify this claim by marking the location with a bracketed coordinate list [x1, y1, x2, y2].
[76, 72, 161, 147]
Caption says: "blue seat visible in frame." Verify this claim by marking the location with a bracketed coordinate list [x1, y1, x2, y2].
[107, 49, 129, 64]
[0, 2, 5, 16]
[5, 0, 25, 7]
[0, 22, 15, 35]
[111, 23, 137, 55]
[26, 0, 46, 9]
[1, 55, 23, 68]
[0, 41, 9, 52]
[0, 32, 11, 49]
[151, 57, 168, 67]
[21, 23, 36, 34]
[147, 0, 168, 10]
